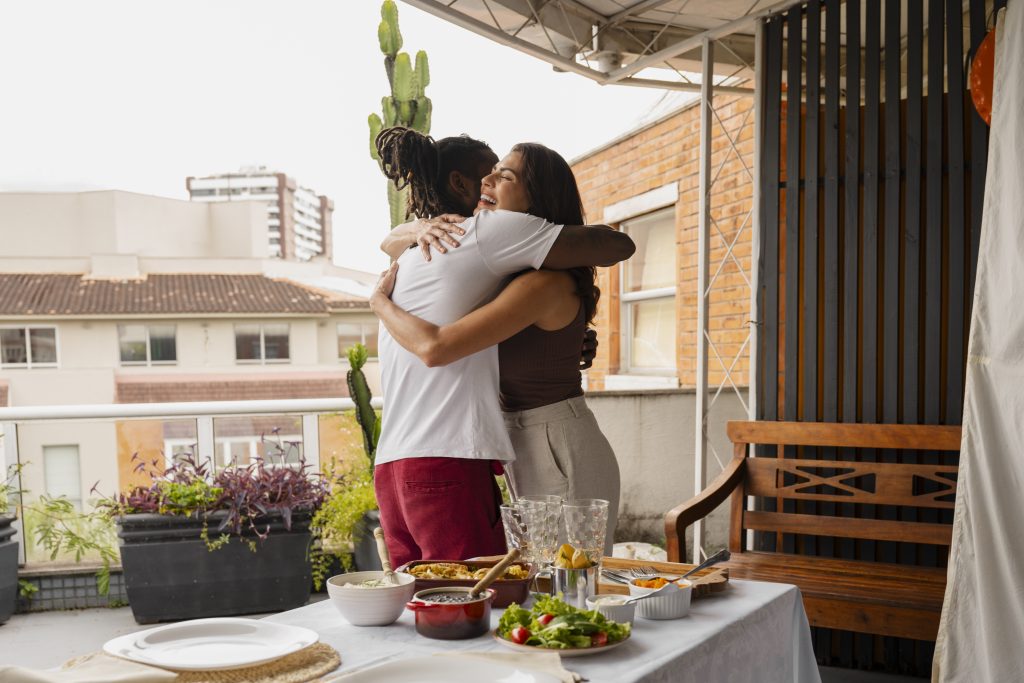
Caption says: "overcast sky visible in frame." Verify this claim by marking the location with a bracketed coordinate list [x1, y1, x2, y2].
[0, 1, 692, 273]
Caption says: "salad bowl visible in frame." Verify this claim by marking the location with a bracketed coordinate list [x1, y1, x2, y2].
[495, 594, 631, 655]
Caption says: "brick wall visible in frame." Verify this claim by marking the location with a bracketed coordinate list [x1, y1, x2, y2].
[572, 95, 755, 390]
[114, 372, 348, 403]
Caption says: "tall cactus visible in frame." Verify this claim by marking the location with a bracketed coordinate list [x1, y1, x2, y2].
[346, 344, 380, 466]
[368, 0, 432, 228]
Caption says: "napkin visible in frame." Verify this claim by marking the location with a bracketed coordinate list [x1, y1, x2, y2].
[433, 652, 581, 683]
[0, 652, 177, 683]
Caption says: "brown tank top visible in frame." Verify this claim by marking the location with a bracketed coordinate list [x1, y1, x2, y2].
[498, 301, 585, 412]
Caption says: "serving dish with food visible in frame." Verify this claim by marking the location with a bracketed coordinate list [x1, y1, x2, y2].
[396, 559, 535, 608]
[326, 571, 416, 626]
[627, 576, 693, 620]
[406, 586, 497, 640]
[495, 594, 631, 656]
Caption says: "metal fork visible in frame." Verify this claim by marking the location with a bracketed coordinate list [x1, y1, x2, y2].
[627, 565, 658, 579]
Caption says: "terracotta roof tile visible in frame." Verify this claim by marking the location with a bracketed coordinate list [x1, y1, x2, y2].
[0, 273, 368, 315]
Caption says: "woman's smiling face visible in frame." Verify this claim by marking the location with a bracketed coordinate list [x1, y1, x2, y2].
[476, 152, 531, 214]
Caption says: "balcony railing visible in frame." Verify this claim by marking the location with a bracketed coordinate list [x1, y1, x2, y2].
[0, 397, 382, 565]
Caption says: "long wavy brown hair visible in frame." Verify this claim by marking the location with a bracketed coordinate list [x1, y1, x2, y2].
[510, 142, 600, 325]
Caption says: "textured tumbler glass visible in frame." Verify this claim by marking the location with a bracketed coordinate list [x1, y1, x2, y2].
[515, 498, 560, 567]
[562, 498, 609, 566]
[500, 504, 533, 563]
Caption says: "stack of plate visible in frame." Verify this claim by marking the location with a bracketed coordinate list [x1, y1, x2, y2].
[103, 618, 319, 671]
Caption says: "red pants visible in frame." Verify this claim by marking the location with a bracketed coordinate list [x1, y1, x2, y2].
[374, 457, 508, 569]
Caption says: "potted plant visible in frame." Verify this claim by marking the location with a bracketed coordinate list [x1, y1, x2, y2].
[108, 444, 328, 624]
[0, 464, 22, 624]
[310, 344, 382, 583]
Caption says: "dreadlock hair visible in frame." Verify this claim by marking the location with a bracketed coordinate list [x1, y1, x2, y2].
[375, 126, 494, 219]
[510, 142, 601, 326]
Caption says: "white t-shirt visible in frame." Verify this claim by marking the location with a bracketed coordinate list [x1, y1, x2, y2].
[375, 210, 564, 465]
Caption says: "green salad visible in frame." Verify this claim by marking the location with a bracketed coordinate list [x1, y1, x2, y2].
[497, 594, 631, 649]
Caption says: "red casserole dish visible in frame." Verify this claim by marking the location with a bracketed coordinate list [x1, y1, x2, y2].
[396, 559, 535, 608]
[405, 586, 495, 640]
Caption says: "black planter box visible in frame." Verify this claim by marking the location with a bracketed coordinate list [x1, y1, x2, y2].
[0, 515, 17, 624]
[352, 509, 383, 571]
[118, 511, 313, 624]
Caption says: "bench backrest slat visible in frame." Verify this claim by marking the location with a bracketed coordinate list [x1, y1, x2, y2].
[745, 457, 958, 509]
[728, 421, 962, 552]
[728, 421, 962, 451]
[744, 511, 954, 546]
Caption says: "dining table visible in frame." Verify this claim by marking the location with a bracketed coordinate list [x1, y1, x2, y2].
[264, 557, 822, 683]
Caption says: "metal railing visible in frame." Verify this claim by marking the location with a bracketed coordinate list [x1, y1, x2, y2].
[0, 397, 382, 564]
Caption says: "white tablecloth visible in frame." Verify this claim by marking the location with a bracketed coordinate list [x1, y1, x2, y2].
[265, 579, 821, 683]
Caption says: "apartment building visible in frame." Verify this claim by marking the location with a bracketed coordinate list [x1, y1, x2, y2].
[187, 166, 333, 261]
[0, 190, 377, 508]
[573, 95, 755, 393]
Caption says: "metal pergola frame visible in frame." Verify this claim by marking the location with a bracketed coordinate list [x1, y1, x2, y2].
[401, 0, 803, 562]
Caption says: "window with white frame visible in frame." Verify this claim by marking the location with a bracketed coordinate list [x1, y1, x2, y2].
[0, 327, 58, 369]
[234, 324, 290, 363]
[620, 209, 677, 374]
[118, 324, 177, 365]
[43, 444, 82, 510]
[337, 322, 378, 361]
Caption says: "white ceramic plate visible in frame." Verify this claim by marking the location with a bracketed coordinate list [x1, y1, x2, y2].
[493, 632, 631, 657]
[336, 656, 562, 682]
[103, 617, 319, 671]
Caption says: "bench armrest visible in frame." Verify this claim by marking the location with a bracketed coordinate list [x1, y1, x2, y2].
[663, 447, 747, 562]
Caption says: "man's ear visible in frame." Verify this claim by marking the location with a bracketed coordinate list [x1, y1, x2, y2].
[448, 170, 474, 202]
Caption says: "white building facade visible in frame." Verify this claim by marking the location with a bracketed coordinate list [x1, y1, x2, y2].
[187, 167, 333, 261]
[0, 191, 377, 555]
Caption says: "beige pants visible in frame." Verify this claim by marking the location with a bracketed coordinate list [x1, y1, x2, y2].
[503, 396, 620, 554]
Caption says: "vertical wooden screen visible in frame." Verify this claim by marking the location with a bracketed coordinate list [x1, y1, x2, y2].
[756, 0, 1001, 673]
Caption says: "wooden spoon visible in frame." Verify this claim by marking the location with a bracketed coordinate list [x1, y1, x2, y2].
[469, 547, 520, 598]
[373, 527, 397, 586]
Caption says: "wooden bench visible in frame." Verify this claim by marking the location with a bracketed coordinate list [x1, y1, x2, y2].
[665, 420, 961, 641]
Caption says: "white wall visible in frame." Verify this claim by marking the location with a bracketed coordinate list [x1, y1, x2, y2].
[586, 389, 750, 555]
[0, 191, 265, 260]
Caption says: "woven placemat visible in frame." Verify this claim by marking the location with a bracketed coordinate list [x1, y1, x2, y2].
[173, 643, 340, 683]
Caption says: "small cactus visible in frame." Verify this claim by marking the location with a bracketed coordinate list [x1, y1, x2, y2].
[346, 344, 380, 466]
[369, 0, 432, 227]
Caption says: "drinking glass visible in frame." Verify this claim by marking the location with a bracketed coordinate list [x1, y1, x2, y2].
[515, 498, 560, 568]
[562, 498, 610, 566]
[500, 504, 533, 563]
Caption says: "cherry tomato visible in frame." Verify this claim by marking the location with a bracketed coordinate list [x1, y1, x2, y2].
[537, 613, 555, 626]
[591, 631, 609, 647]
[510, 626, 531, 644]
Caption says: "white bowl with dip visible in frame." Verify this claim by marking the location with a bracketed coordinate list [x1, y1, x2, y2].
[627, 577, 693, 620]
[586, 593, 636, 625]
[326, 571, 416, 626]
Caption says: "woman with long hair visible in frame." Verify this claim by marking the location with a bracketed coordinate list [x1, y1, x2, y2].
[371, 134, 621, 554]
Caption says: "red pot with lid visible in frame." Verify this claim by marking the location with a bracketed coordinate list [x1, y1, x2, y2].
[405, 586, 495, 640]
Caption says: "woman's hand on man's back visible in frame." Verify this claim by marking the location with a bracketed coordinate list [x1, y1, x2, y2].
[414, 215, 466, 261]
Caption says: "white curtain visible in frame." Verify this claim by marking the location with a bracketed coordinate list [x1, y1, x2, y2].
[933, 3, 1024, 680]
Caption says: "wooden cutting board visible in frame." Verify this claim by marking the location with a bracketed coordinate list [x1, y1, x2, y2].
[598, 557, 729, 599]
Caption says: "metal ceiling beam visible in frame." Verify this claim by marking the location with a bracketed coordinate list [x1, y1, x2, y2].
[621, 77, 753, 94]
[403, 0, 762, 91]
[607, 0, 679, 25]
[604, 0, 807, 82]
[402, 0, 609, 80]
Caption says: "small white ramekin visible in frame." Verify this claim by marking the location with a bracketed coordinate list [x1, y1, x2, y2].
[586, 594, 636, 626]
[627, 577, 693, 620]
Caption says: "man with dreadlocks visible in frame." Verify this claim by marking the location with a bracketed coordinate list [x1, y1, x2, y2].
[369, 127, 634, 568]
